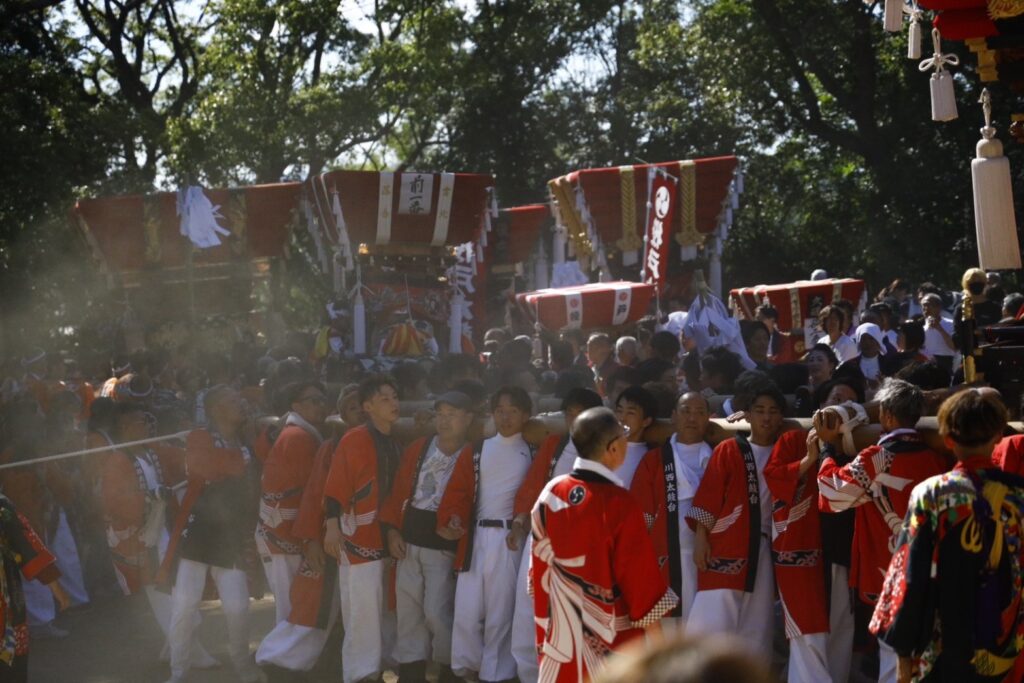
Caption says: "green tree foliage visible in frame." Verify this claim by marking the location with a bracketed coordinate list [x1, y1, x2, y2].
[2, 0, 1019, 350]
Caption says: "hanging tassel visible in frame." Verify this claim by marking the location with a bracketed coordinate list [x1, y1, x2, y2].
[906, 2, 922, 60]
[919, 29, 959, 122]
[972, 89, 1022, 271]
[534, 240, 550, 289]
[884, 0, 903, 32]
[680, 245, 698, 261]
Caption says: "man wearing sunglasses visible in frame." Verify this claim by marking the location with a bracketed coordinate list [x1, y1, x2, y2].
[255, 381, 327, 629]
[531, 407, 676, 682]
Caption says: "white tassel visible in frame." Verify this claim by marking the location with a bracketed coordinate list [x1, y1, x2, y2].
[552, 225, 566, 264]
[907, 5, 922, 60]
[621, 250, 639, 266]
[448, 291, 464, 353]
[930, 71, 958, 122]
[884, 0, 903, 32]
[680, 245, 698, 261]
[920, 29, 959, 122]
[972, 89, 1022, 270]
[353, 290, 367, 355]
[534, 241, 550, 289]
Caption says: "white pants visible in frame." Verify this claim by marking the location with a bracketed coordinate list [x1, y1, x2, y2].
[394, 544, 457, 666]
[339, 559, 396, 683]
[788, 632, 830, 683]
[146, 586, 216, 666]
[827, 564, 854, 683]
[23, 574, 55, 626]
[686, 539, 775, 661]
[24, 510, 90, 625]
[256, 583, 340, 672]
[452, 527, 522, 681]
[878, 638, 898, 683]
[261, 553, 302, 624]
[168, 558, 252, 679]
[511, 537, 538, 683]
[51, 510, 90, 606]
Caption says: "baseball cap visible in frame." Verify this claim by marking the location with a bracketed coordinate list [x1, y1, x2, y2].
[434, 391, 473, 412]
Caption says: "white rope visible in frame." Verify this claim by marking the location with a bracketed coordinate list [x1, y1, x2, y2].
[0, 431, 190, 471]
[918, 28, 959, 73]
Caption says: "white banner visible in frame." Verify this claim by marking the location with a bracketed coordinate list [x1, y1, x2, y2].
[398, 173, 434, 215]
[431, 172, 455, 246]
[611, 284, 633, 325]
[565, 292, 583, 329]
[376, 172, 394, 244]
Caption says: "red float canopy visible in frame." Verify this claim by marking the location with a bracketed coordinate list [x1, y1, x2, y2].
[74, 182, 301, 272]
[516, 281, 656, 331]
[500, 204, 549, 263]
[73, 171, 495, 274]
[729, 279, 866, 331]
[547, 156, 740, 258]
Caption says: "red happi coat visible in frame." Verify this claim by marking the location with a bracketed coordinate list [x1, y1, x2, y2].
[531, 467, 677, 683]
[513, 434, 570, 518]
[817, 429, 947, 604]
[257, 421, 322, 556]
[284, 437, 338, 630]
[380, 437, 472, 534]
[685, 437, 768, 592]
[629, 441, 703, 618]
[0, 494, 60, 664]
[158, 429, 259, 583]
[435, 443, 482, 572]
[101, 445, 185, 595]
[322, 425, 401, 565]
[994, 434, 1024, 476]
[763, 430, 829, 637]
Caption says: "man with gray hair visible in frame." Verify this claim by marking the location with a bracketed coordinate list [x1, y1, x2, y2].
[817, 379, 947, 683]
[614, 336, 638, 367]
[530, 407, 677, 681]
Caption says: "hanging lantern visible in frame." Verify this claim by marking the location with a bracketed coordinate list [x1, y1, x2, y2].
[884, 0, 903, 32]
[918, 29, 959, 122]
[972, 89, 1022, 271]
[906, 2, 922, 60]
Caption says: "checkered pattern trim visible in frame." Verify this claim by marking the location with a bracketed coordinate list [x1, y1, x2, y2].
[643, 512, 655, 531]
[631, 588, 680, 629]
[687, 506, 716, 531]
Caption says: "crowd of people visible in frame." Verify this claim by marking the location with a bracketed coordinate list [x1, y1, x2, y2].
[1, 266, 1024, 683]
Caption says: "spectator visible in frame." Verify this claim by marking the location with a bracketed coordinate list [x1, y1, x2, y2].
[739, 320, 771, 370]
[699, 348, 743, 396]
[614, 336, 638, 367]
[920, 293, 955, 375]
[1002, 292, 1024, 322]
[817, 306, 857, 364]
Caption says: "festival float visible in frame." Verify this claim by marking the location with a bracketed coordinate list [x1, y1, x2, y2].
[511, 156, 744, 333]
[72, 170, 512, 366]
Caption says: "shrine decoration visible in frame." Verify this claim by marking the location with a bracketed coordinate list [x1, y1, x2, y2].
[972, 88, 1022, 270]
[515, 281, 656, 331]
[729, 278, 866, 332]
[545, 156, 742, 295]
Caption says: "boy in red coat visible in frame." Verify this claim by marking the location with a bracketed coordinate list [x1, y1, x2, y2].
[323, 375, 402, 683]
[256, 384, 362, 675]
[817, 378, 947, 683]
[531, 407, 676, 682]
[381, 391, 475, 683]
[255, 381, 327, 625]
[686, 383, 786, 662]
[764, 427, 832, 682]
